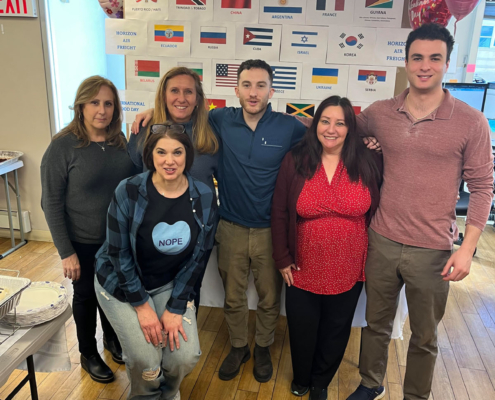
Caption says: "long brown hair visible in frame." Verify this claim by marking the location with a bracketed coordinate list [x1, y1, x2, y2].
[146, 67, 218, 154]
[53, 76, 125, 149]
[292, 96, 380, 190]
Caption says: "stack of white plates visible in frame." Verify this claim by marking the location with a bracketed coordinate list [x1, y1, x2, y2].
[3, 281, 68, 327]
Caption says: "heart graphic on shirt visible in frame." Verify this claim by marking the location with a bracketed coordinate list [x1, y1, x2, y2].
[152, 221, 191, 255]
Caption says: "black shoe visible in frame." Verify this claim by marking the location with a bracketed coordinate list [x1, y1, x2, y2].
[253, 344, 273, 383]
[347, 384, 386, 400]
[309, 387, 327, 400]
[103, 335, 124, 364]
[291, 380, 309, 396]
[81, 353, 115, 383]
[218, 345, 250, 381]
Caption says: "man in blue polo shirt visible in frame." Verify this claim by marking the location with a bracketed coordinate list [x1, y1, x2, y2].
[210, 60, 306, 383]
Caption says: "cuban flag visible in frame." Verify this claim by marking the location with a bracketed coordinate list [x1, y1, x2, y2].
[243, 27, 273, 46]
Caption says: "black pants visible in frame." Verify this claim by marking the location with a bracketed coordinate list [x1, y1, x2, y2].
[72, 241, 118, 358]
[193, 247, 213, 316]
[286, 282, 363, 388]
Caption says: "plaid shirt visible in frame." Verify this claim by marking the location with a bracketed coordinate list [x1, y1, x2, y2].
[95, 171, 216, 315]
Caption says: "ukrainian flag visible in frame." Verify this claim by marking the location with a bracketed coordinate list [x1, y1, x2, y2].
[155, 25, 184, 43]
[312, 68, 338, 84]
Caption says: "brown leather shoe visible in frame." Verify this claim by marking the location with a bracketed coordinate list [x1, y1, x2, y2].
[218, 345, 250, 381]
[253, 344, 273, 383]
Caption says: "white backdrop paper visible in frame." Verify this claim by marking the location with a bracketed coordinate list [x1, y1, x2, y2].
[305, 0, 355, 26]
[147, 20, 191, 57]
[280, 25, 328, 63]
[353, 0, 405, 28]
[105, 19, 147, 55]
[212, 59, 242, 95]
[375, 28, 411, 67]
[270, 61, 302, 99]
[119, 90, 152, 123]
[235, 23, 281, 61]
[168, 0, 213, 21]
[124, 0, 168, 21]
[258, 0, 306, 25]
[191, 22, 236, 59]
[326, 25, 377, 66]
[301, 63, 349, 100]
[347, 65, 397, 103]
[213, 0, 260, 23]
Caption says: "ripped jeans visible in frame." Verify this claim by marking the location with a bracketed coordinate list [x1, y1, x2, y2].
[95, 277, 201, 400]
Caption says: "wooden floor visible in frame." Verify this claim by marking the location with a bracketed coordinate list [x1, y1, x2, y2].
[1, 219, 495, 400]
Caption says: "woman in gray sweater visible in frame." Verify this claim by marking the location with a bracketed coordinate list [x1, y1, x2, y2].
[128, 67, 219, 313]
[41, 76, 137, 383]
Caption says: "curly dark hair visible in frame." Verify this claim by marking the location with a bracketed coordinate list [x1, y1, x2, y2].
[406, 23, 455, 62]
[237, 59, 273, 84]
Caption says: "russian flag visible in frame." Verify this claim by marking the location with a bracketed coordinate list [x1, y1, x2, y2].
[358, 70, 386, 82]
[200, 27, 227, 44]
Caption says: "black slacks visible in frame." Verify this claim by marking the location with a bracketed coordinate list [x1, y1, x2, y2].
[71, 241, 118, 358]
[286, 281, 363, 388]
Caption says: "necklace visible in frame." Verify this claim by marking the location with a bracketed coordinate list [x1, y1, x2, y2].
[94, 140, 106, 151]
[406, 94, 443, 120]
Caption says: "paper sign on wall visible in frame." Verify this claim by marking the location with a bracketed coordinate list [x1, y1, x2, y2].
[105, 19, 147, 55]
[301, 64, 349, 100]
[212, 59, 241, 95]
[276, 99, 321, 118]
[235, 23, 281, 61]
[305, 0, 354, 26]
[169, 0, 214, 21]
[147, 20, 191, 57]
[280, 25, 328, 63]
[270, 61, 302, 99]
[259, 0, 306, 25]
[125, 56, 169, 91]
[353, 0, 404, 28]
[124, 0, 168, 21]
[119, 90, 152, 123]
[191, 22, 236, 59]
[347, 65, 397, 103]
[214, 0, 260, 23]
[375, 28, 411, 67]
[326, 26, 376, 65]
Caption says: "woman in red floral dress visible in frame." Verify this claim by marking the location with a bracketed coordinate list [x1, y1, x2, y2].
[271, 96, 382, 400]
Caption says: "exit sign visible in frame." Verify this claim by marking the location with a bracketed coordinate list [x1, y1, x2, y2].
[0, 0, 38, 17]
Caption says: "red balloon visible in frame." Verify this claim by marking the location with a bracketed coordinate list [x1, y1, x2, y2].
[409, 0, 453, 30]
[444, 0, 480, 22]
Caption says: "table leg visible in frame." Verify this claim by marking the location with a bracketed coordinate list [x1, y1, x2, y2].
[27, 355, 39, 400]
[2, 173, 15, 248]
[13, 170, 25, 243]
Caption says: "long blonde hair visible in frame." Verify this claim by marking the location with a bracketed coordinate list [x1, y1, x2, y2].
[53, 76, 125, 149]
[146, 67, 218, 154]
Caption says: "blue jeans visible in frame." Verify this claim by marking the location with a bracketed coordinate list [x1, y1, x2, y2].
[95, 277, 201, 400]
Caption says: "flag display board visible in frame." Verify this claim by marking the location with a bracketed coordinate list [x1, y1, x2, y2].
[326, 25, 377, 65]
[105, 19, 147, 55]
[353, 0, 405, 28]
[305, 0, 354, 26]
[147, 20, 191, 57]
[259, 0, 306, 25]
[214, 0, 260, 23]
[347, 65, 397, 103]
[124, 0, 168, 21]
[169, 0, 214, 21]
[276, 99, 321, 118]
[269, 61, 302, 99]
[375, 28, 411, 67]
[126, 56, 169, 91]
[118, 90, 152, 123]
[235, 23, 282, 61]
[212, 59, 242, 95]
[191, 22, 236, 59]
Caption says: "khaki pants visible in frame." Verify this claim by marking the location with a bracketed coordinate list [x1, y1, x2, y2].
[360, 229, 451, 400]
[216, 218, 282, 348]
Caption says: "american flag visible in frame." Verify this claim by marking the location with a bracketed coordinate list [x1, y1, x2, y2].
[271, 65, 297, 90]
[216, 63, 240, 88]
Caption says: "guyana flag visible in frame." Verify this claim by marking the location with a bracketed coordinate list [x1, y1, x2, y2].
[286, 103, 315, 118]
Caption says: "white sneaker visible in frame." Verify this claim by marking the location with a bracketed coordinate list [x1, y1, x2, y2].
[172, 391, 181, 400]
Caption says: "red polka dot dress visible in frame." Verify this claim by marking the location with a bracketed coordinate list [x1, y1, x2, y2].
[294, 160, 371, 295]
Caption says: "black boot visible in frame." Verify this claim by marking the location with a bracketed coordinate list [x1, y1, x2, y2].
[103, 335, 124, 364]
[309, 387, 328, 400]
[253, 344, 273, 383]
[81, 353, 114, 383]
[218, 345, 250, 381]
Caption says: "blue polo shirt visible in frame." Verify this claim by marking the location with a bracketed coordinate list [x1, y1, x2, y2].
[209, 104, 306, 228]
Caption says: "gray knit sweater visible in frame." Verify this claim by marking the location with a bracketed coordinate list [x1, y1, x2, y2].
[40, 133, 137, 259]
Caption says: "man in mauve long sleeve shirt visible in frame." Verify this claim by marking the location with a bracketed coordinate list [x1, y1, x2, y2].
[347, 24, 494, 400]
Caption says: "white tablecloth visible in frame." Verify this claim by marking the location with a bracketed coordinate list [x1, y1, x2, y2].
[200, 247, 409, 339]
